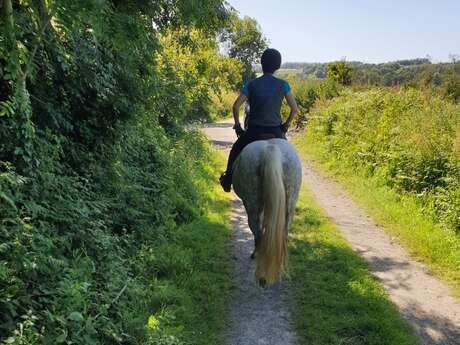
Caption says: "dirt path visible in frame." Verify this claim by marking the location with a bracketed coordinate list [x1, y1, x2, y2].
[202, 121, 298, 345]
[301, 160, 460, 345]
[202, 121, 460, 345]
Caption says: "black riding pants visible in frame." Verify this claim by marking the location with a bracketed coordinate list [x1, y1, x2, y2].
[225, 125, 286, 175]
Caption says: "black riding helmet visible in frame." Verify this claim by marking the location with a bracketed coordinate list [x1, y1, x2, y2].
[261, 48, 282, 74]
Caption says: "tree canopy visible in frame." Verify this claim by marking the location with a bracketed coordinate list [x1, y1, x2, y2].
[326, 61, 353, 86]
[220, 13, 268, 82]
[0, 1, 242, 343]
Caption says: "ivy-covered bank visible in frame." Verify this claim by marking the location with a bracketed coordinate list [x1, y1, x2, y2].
[0, 1, 246, 343]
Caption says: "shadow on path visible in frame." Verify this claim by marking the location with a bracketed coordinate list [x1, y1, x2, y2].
[300, 160, 460, 345]
[401, 303, 460, 345]
[289, 203, 460, 345]
[225, 199, 298, 345]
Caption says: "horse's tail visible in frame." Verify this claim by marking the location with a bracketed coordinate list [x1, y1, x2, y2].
[256, 143, 287, 285]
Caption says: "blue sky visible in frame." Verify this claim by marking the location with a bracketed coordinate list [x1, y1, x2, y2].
[227, 0, 460, 63]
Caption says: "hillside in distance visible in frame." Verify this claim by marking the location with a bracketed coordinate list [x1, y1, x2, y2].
[273, 58, 460, 87]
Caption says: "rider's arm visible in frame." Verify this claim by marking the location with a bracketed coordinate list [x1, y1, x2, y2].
[284, 91, 299, 127]
[232, 92, 247, 127]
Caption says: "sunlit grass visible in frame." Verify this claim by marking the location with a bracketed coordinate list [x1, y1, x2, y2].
[294, 134, 460, 297]
[287, 187, 419, 345]
[145, 150, 234, 345]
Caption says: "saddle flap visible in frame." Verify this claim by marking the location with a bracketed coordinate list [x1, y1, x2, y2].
[255, 133, 277, 140]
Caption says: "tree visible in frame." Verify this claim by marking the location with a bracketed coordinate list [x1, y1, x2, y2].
[220, 13, 268, 82]
[449, 54, 459, 64]
[0, 1, 245, 343]
[326, 61, 353, 86]
[0, 0, 36, 171]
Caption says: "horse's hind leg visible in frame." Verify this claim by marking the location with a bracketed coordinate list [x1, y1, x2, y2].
[285, 186, 300, 236]
[249, 214, 261, 259]
[244, 201, 261, 259]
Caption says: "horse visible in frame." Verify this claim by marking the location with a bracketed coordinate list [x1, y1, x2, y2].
[232, 138, 302, 286]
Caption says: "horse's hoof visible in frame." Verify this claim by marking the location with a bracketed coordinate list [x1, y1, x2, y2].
[258, 278, 267, 288]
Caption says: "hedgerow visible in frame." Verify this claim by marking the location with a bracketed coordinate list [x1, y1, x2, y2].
[0, 1, 240, 343]
[305, 87, 460, 232]
[279, 76, 341, 127]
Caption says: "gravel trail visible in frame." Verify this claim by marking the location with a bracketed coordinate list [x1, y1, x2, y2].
[202, 121, 299, 345]
[301, 160, 460, 345]
[202, 120, 460, 345]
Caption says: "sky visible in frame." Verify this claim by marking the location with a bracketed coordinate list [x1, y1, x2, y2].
[227, 0, 460, 63]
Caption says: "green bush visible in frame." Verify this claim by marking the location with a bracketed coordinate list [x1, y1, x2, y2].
[442, 73, 460, 101]
[210, 90, 238, 120]
[280, 76, 341, 127]
[306, 88, 460, 232]
[0, 1, 237, 343]
[0, 124, 232, 344]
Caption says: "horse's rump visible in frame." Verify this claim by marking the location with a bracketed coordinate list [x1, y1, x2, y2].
[233, 139, 302, 285]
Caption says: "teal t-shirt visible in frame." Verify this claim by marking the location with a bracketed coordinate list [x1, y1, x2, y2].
[241, 75, 291, 127]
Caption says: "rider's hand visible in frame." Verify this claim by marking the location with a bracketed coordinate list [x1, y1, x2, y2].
[281, 122, 290, 133]
[233, 123, 245, 137]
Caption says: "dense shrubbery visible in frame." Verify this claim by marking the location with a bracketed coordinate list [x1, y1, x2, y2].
[0, 125, 229, 344]
[0, 1, 240, 343]
[280, 76, 341, 127]
[156, 28, 242, 127]
[210, 90, 237, 119]
[305, 88, 460, 232]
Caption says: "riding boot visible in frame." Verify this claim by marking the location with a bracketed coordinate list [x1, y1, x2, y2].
[219, 171, 232, 192]
[220, 131, 252, 193]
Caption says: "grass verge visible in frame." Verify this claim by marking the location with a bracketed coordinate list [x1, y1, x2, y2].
[288, 187, 419, 345]
[145, 149, 234, 345]
[294, 135, 460, 297]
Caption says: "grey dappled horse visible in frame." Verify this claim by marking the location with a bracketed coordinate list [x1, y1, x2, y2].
[233, 139, 302, 285]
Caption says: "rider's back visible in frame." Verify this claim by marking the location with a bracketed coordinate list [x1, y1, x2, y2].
[243, 75, 290, 128]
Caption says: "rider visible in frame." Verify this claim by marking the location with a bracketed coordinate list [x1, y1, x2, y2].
[219, 48, 299, 192]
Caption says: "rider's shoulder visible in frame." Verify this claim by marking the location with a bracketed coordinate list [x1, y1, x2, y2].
[273, 77, 291, 93]
[272, 75, 289, 84]
[250, 75, 290, 90]
[264, 75, 289, 86]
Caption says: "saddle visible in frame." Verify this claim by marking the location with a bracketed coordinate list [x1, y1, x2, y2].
[254, 133, 286, 141]
[255, 133, 277, 140]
